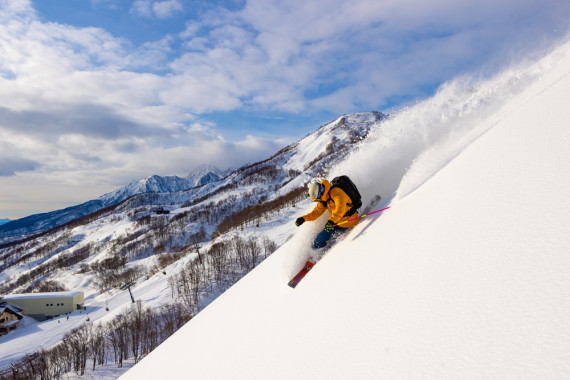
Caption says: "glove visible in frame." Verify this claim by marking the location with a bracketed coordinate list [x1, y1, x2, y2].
[325, 220, 335, 233]
[295, 217, 305, 227]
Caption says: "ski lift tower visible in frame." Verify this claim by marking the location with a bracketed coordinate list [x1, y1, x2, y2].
[121, 281, 136, 304]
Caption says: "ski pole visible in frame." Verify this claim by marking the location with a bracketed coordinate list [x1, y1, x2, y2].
[334, 206, 391, 227]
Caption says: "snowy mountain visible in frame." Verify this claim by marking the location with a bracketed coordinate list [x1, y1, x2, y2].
[0, 219, 10, 226]
[120, 41, 570, 379]
[0, 113, 380, 245]
[98, 175, 194, 205]
[185, 164, 228, 187]
[0, 200, 107, 245]
[0, 176, 193, 244]
[96, 163, 230, 207]
[99, 164, 229, 205]
[0, 174, 199, 244]
[0, 169, 224, 245]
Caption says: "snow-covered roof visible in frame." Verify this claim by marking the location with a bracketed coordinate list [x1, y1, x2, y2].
[1, 319, 20, 327]
[0, 302, 24, 319]
[2, 291, 83, 300]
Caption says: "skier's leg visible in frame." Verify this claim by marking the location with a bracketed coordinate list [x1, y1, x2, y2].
[313, 228, 333, 249]
[312, 226, 348, 249]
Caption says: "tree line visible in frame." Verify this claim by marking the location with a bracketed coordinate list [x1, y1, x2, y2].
[215, 186, 306, 236]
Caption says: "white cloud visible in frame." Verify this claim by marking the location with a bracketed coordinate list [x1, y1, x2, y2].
[153, 0, 183, 19]
[131, 0, 183, 19]
[90, 0, 121, 10]
[130, 1, 153, 18]
[0, 0, 34, 17]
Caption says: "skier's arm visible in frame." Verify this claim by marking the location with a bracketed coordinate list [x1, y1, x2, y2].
[302, 201, 327, 222]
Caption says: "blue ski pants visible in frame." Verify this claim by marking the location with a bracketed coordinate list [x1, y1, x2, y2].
[313, 225, 348, 249]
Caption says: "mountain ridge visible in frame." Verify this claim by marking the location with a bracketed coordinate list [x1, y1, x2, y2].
[0, 112, 384, 245]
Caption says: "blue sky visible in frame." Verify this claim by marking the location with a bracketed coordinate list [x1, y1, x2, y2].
[33, 1, 245, 50]
[0, 0, 569, 219]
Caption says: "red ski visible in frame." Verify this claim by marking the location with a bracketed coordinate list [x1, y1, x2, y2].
[288, 261, 315, 288]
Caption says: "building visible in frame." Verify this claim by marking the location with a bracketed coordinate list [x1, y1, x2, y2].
[0, 302, 24, 335]
[1, 291, 85, 321]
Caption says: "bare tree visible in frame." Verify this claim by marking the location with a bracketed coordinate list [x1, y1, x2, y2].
[262, 236, 278, 258]
[188, 260, 205, 311]
[233, 236, 261, 271]
[208, 241, 231, 287]
[107, 315, 129, 368]
[232, 236, 248, 271]
[62, 324, 91, 376]
[89, 324, 106, 372]
[128, 301, 145, 363]
[159, 303, 191, 341]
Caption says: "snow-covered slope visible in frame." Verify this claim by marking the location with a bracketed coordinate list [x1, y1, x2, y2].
[98, 175, 194, 205]
[0, 176, 189, 243]
[121, 40, 570, 379]
[0, 200, 107, 244]
[100, 164, 229, 204]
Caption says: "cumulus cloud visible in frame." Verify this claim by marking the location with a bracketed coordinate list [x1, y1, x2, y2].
[153, 0, 183, 18]
[131, 0, 183, 19]
[130, 1, 153, 18]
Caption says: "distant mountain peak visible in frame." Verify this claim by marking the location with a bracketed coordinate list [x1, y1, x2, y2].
[187, 164, 226, 187]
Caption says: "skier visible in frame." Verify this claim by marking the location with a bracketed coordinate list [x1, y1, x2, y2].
[295, 179, 360, 249]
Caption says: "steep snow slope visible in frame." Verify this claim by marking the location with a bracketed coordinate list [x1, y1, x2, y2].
[121, 40, 570, 379]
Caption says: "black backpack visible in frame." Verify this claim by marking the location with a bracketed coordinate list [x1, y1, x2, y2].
[330, 175, 362, 216]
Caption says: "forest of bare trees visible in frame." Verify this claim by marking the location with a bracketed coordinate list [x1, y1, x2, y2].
[169, 235, 277, 314]
[0, 302, 191, 380]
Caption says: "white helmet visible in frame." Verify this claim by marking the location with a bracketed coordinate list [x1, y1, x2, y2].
[308, 182, 324, 201]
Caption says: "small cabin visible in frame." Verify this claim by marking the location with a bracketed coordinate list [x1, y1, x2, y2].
[0, 302, 23, 335]
[1, 291, 85, 321]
